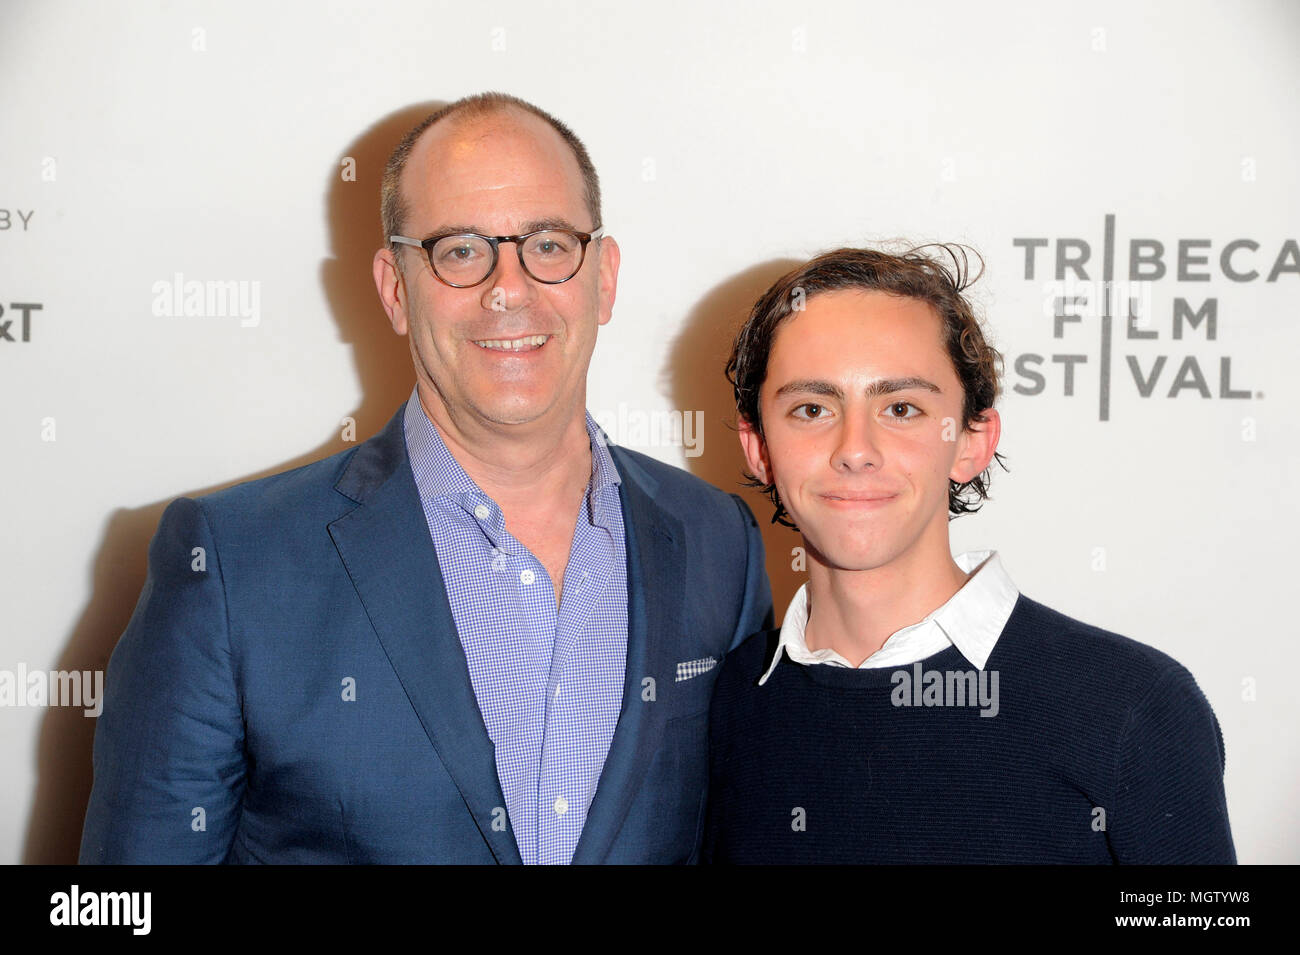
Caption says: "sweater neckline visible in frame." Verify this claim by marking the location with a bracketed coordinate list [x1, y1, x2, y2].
[777, 642, 974, 689]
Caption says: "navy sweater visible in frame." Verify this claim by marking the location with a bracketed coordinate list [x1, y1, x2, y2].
[703, 595, 1235, 864]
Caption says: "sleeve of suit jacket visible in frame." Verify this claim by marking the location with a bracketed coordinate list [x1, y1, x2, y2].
[80, 497, 246, 863]
[682, 492, 771, 865]
[728, 493, 773, 652]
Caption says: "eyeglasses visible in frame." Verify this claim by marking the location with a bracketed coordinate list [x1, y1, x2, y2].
[389, 227, 604, 288]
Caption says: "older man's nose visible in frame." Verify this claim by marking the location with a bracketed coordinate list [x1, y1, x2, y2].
[480, 241, 536, 312]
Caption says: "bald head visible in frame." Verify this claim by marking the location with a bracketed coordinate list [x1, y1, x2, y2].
[380, 93, 602, 255]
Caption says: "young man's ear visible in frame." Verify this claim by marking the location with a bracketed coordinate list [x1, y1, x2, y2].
[950, 408, 1002, 484]
[737, 416, 771, 486]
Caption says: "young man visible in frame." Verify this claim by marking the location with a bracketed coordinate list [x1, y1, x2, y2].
[704, 245, 1235, 863]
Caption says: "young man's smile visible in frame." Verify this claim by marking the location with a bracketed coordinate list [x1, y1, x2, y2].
[741, 288, 985, 576]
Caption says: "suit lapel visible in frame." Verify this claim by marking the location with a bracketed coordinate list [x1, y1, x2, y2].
[327, 408, 521, 864]
[572, 447, 686, 864]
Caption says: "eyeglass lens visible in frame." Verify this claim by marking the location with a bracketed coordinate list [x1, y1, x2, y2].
[430, 231, 588, 285]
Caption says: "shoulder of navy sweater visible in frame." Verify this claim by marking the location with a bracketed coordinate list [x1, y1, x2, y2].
[717, 626, 778, 680]
[992, 593, 1206, 709]
[710, 628, 778, 730]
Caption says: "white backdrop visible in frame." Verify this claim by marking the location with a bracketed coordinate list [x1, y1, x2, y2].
[2, 0, 1297, 864]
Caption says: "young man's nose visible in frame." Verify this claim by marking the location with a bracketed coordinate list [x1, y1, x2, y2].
[831, 407, 884, 471]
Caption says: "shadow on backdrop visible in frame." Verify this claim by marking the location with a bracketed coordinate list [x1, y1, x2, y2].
[21, 101, 445, 864]
[665, 259, 806, 625]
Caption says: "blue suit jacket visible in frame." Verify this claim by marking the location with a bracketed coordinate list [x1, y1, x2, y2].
[80, 407, 772, 863]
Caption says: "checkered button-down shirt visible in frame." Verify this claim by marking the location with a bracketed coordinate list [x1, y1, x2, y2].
[403, 393, 628, 865]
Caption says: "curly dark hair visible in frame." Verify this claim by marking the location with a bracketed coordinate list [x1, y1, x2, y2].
[724, 244, 1006, 528]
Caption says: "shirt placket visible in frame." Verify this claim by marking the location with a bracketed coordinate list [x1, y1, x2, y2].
[536, 497, 620, 864]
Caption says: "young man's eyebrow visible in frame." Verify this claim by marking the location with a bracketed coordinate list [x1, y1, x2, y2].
[773, 380, 845, 400]
[773, 377, 942, 400]
[864, 376, 943, 398]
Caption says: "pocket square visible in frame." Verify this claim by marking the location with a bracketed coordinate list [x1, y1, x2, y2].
[675, 656, 717, 682]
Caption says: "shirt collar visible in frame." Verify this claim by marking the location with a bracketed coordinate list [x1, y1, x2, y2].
[758, 550, 1019, 686]
[402, 389, 622, 538]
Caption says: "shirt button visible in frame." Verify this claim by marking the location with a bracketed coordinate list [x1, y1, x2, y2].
[553, 795, 568, 816]
[473, 504, 490, 520]
[520, 569, 535, 585]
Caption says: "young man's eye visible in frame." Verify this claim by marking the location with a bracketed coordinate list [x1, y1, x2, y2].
[792, 403, 828, 420]
[886, 401, 921, 419]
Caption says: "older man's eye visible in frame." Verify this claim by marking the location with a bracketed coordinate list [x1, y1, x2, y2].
[527, 233, 573, 256]
[438, 243, 480, 263]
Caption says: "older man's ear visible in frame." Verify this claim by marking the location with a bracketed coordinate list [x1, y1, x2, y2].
[373, 247, 410, 336]
[594, 234, 620, 327]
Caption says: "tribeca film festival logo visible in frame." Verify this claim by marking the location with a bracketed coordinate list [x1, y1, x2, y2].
[891, 663, 999, 718]
[1010, 213, 1296, 421]
[0, 664, 103, 717]
[151, 272, 261, 327]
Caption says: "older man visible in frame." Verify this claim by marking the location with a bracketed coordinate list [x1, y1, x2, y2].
[80, 93, 771, 864]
